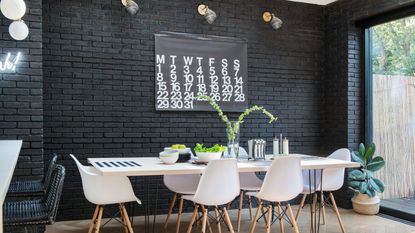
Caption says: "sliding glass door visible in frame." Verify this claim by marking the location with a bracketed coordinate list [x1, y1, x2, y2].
[367, 14, 415, 218]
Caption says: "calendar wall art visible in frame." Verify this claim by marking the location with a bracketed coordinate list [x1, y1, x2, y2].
[154, 32, 248, 112]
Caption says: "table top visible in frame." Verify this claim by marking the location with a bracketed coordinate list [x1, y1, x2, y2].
[0, 140, 22, 205]
[88, 154, 360, 176]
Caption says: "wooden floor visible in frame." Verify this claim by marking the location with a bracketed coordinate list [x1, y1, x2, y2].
[46, 205, 415, 233]
[381, 197, 415, 222]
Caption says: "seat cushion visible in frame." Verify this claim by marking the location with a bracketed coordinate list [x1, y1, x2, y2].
[8, 180, 44, 196]
[3, 200, 51, 226]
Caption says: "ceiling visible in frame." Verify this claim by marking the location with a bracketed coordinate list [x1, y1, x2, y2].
[286, 0, 338, 5]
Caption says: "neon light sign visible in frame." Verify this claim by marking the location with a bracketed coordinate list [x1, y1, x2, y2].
[0, 52, 21, 72]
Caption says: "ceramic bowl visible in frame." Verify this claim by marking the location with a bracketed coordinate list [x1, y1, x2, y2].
[159, 150, 179, 164]
[164, 147, 191, 155]
[195, 151, 222, 162]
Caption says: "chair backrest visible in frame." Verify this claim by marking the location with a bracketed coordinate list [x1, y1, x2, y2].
[43, 153, 58, 190]
[163, 174, 200, 194]
[69, 154, 139, 205]
[258, 157, 302, 202]
[44, 164, 65, 224]
[321, 148, 351, 191]
[192, 159, 240, 206]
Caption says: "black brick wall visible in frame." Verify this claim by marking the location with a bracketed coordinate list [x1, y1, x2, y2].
[324, 0, 415, 208]
[0, 0, 411, 223]
[42, 0, 325, 220]
[0, 0, 43, 180]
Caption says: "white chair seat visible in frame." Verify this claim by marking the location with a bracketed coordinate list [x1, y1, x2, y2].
[240, 172, 263, 191]
[181, 194, 195, 202]
[164, 174, 200, 195]
[165, 183, 198, 195]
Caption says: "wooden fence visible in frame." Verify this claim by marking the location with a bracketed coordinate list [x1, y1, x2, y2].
[373, 74, 415, 199]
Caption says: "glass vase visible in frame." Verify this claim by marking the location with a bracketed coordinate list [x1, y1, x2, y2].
[226, 121, 240, 159]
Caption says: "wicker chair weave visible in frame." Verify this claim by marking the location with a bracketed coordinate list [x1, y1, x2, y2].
[3, 165, 65, 227]
[7, 154, 58, 197]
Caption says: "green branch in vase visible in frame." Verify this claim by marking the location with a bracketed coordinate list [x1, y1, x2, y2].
[195, 95, 278, 141]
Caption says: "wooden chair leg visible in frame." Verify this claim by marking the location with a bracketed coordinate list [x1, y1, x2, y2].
[187, 204, 199, 233]
[295, 194, 307, 221]
[277, 203, 285, 233]
[94, 206, 104, 233]
[164, 192, 178, 229]
[266, 205, 272, 233]
[223, 207, 235, 233]
[88, 205, 100, 233]
[261, 203, 268, 224]
[237, 191, 244, 232]
[329, 192, 346, 233]
[321, 192, 326, 225]
[201, 205, 213, 233]
[176, 198, 184, 233]
[215, 207, 222, 233]
[201, 207, 208, 233]
[286, 204, 299, 233]
[121, 204, 135, 233]
[119, 204, 129, 233]
[249, 200, 262, 233]
[247, 196, 253, 220]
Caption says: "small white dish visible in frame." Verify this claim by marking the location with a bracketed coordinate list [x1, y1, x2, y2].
[195, 151, 222, 162]
[159, 150, 179, 164]
[164, 147, 191, 155]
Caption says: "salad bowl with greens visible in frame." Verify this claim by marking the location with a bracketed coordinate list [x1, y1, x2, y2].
[194, 143, 226, 162]
[164, 144, 190, 155]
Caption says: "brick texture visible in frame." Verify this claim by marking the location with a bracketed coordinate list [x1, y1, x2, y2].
[42, 0, 325, 220]
[0, 0, 43, 180]
[0, 0, 412, 223]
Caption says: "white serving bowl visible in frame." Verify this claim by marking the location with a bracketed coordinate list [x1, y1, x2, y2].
[159, 150, 179, 164]
[195, 151, 223, 162]
[164, 147, 191, 155]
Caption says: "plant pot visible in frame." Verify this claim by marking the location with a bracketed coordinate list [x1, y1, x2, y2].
[352, 193, 380, 215]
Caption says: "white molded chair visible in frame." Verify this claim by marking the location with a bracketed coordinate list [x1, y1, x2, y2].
[295, 148, 351, 233]
[182, 159, 240, 233]
[231, 147, 264, 232]
[248, 157, 302, 233]
[163, 174, 201, 232]
[70, 154, 141, 233]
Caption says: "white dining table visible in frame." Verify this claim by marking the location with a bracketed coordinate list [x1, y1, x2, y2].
[0, 140, 23, 233]
[87, 154, 360, 233]
[87, 154, 360, 176]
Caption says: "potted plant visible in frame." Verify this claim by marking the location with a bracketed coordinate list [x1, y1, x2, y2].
[348, 142, 385, 215]
[194, 143, 226, 162]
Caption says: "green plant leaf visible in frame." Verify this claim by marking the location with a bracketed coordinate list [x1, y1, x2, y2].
[366, 188, 376, 198]
[368, 178, 382, 193]
[351, 151, 365, 165]
[364, 143, 376, 163]
[358, 143, 366, 158]
[372, 178, 385, 193]
[359, 182, 368, 194]
[349, 181, 361, 189]
[367, 157, 385, 172]
[349, 169, 366, 180]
